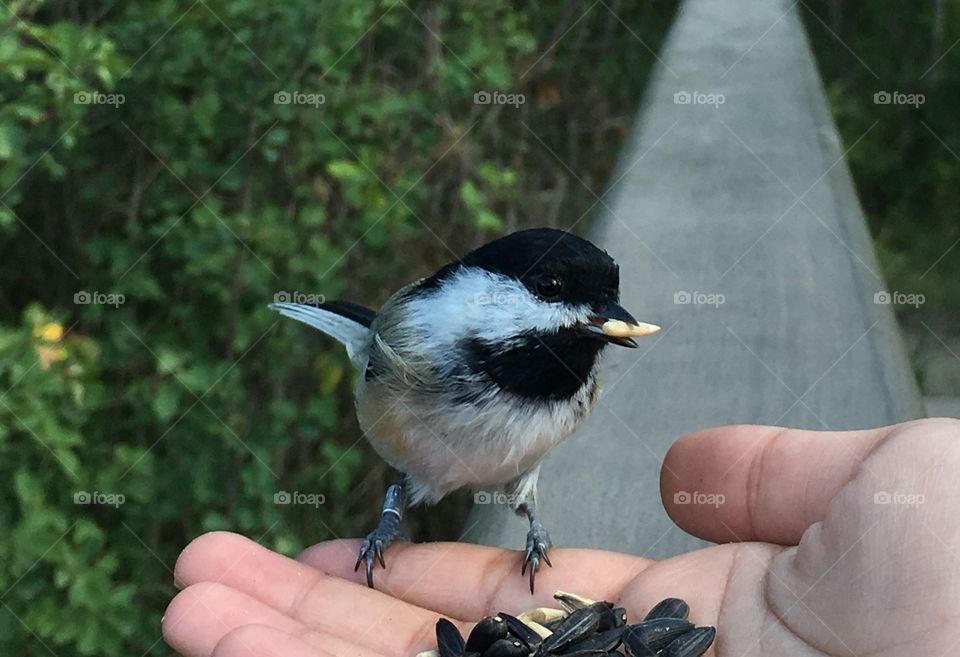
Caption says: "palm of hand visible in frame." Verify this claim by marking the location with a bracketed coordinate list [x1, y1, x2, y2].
[163, 419, 960, 657]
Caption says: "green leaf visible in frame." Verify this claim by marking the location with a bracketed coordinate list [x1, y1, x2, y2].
[326, 159, 367, 183]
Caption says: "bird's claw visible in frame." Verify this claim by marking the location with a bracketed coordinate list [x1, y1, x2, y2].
[355, 531, 391, 588]
[521, 525, 552, 593]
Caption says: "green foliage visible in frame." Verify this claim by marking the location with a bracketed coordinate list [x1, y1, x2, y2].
[802, 1, 960, 313]
[0, 0, 677, 654]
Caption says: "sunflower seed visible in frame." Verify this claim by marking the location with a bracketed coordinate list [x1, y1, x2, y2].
[421, 592, 716, 657]
[500, 612, 545, 650]
[595, 605, 627, 631]
[553, 650, 608, 657]
[524, 620, 553, 640]
[436, 619, 466, 657]
[554, 591, 596, 612]
[466, 616, 509, 654]
[622, 618, 695, 657]
[542, 615, 569, 632]
[482, 638, 528, 657]
[539, 607, 601, 654]
[518, 607, 568, 626]
[643, 598, 689, 622]
[660, 627, 716, 657]
[557, 627, 623, 654]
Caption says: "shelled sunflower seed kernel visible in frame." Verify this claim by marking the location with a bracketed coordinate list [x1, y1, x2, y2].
[420, 591, 716, 657]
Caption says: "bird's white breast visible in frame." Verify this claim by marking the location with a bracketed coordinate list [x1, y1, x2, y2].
[356, 369, 600, 505]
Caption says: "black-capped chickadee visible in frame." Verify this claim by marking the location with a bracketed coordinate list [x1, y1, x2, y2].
[271, 228, 660, 592]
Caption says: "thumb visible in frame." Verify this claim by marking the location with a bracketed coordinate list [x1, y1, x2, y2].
[659, 423, 894, 544]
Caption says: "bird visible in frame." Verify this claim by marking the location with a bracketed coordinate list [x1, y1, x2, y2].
[270, 227, 660, 592]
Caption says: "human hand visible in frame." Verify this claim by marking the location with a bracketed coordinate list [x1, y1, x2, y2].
[163, 418, 960, 656]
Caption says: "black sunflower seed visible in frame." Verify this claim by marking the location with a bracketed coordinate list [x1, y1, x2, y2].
[423, 593, 715, 657]
[482, 638, 528, 657]
[660, 627, 716, 657]
[643, 598, 690, 622]
[500, 612, 543, 651]
[466, 616, 509, 654]
[553, 650, 608, 657]
[539, 607, 601, 654]
[557, 627, 623, 654]
[436, 619, 466, 657]
[542, 615, 567, 632]
[596, 606, 628, 631]
[622, 618, 694, 657]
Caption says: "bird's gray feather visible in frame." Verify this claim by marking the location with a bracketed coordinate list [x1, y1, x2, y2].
[270, 302, 370, 367]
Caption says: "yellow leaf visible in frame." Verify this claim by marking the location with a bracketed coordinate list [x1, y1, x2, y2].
[34, 322, 64, 342]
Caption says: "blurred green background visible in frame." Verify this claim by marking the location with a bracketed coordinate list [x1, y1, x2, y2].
[0, 1, 956, 654]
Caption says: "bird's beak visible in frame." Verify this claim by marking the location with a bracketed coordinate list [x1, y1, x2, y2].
[579, 301, 660, 348]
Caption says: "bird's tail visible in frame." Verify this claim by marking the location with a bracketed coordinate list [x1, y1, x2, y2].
[269, 301, 374, 367]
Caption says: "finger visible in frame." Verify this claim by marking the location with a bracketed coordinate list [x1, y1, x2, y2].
[175, 531, 360, 614]
[174, 532, 467, 652]
[164, 581, 406, 657]
[298, 539, 652, 617]
[660, 423, 895, 544]
[212, 624, 333, 657]
[164, 581, 304, 657]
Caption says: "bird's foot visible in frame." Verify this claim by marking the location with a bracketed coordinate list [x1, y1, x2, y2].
[521, 523, 552, 594]
[355, 524, 400, 588]
[354, 483, 404, 588]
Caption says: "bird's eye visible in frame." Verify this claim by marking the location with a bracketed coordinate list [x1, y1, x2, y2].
[535, 274, 563, 298]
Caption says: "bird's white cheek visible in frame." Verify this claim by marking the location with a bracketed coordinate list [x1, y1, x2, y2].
[407, 269, 591, 346]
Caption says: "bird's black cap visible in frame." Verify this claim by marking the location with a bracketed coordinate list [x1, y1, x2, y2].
[419, 228, 621, 307]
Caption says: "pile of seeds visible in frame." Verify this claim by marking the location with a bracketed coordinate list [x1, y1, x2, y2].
[420, 591, 715, 657]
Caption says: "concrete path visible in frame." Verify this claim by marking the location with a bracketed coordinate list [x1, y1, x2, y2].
[465, 0, 924, 560]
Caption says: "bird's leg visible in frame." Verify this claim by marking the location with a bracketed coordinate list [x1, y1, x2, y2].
[355, 481, 405, 588]
[507, 466, 551, 593]
[517, 501, 552, 594]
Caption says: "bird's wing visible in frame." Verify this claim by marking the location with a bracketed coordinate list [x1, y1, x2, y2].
[269, 301, 373, 367]
[363, 280, 446, 389]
